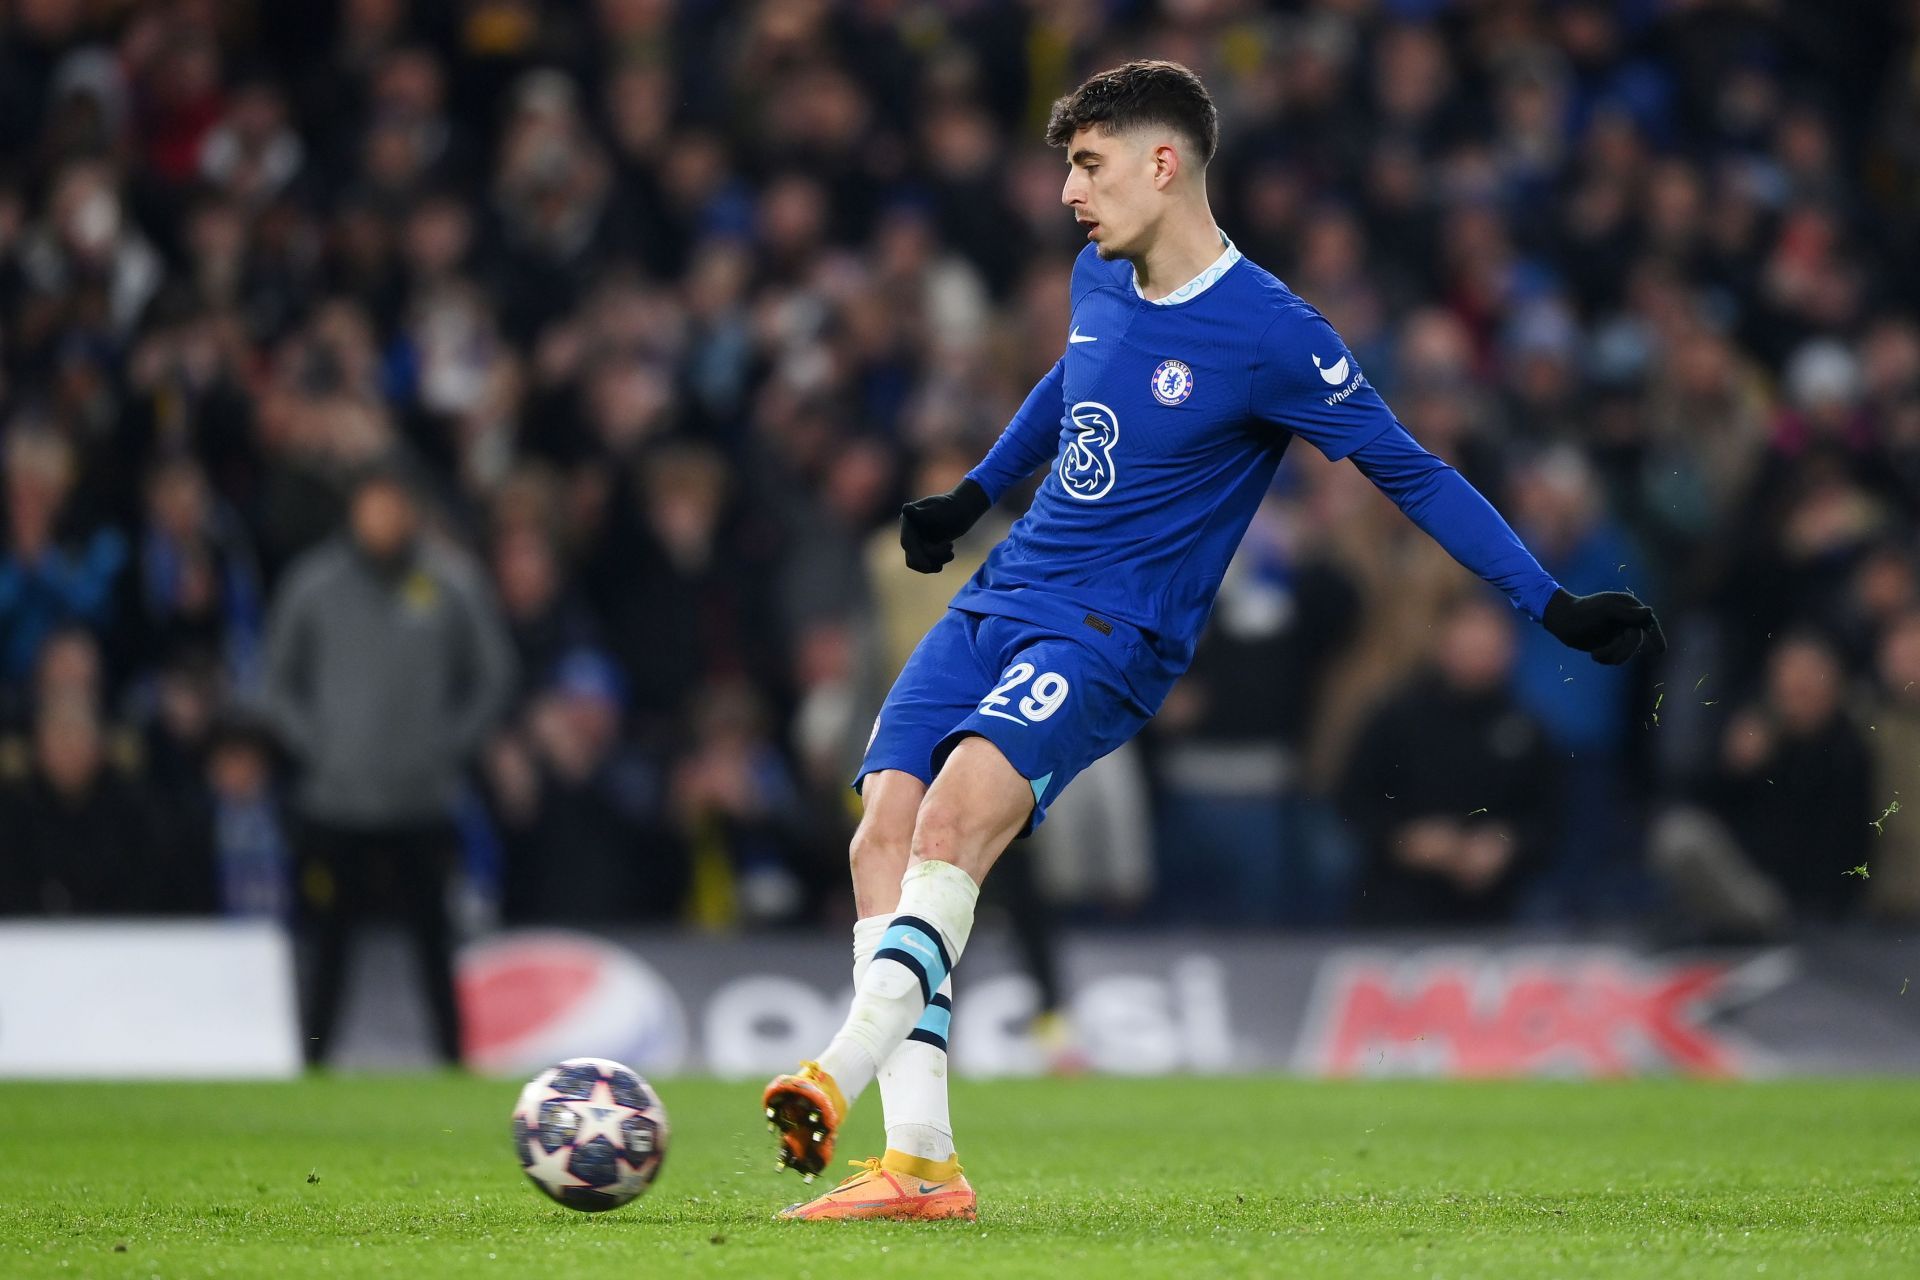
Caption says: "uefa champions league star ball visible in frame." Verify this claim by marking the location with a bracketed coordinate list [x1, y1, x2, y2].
[512, 1057, 669, 1211]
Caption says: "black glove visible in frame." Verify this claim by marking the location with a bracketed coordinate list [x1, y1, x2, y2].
[1542, 588, 1667, 665]
[900, 478, 991, 574]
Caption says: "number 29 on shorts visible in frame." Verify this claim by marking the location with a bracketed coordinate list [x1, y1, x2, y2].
[977, 662, 1070, 726]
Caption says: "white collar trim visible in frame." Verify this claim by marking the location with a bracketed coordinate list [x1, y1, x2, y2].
[1133, 230, 1241, 305]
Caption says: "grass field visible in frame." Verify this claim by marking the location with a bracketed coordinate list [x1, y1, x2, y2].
[3, 1075, 1917, 1278]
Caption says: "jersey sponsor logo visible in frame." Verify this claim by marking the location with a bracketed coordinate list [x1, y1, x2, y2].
[1312, 353, 1350, 385]
[1149, 358, 1194, 406]
[1068, 326, 1098, 344]
[1059, 400, 1119, 500]
[1322, 368, 1365, 406]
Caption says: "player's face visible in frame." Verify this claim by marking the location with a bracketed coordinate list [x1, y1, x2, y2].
[1061, 126, 1163, 261]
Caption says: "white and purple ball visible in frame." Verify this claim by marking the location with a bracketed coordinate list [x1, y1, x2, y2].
[512, 1057, 668, 1211]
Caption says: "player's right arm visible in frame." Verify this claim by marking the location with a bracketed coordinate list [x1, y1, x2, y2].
[900, 358, 1065, 573]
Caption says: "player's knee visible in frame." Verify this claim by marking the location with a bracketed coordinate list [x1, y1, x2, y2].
[913, 738, 1031, 867]
[847, 821, 909, 880]
[909, 796, 979, 867]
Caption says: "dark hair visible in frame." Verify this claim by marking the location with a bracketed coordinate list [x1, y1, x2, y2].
[1045, 60, 1219, 165]
[349, 453, 419, 501]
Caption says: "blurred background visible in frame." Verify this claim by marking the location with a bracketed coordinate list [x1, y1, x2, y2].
[2, 0, 1919, 1080]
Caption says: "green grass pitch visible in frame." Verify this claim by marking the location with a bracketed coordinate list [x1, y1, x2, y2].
[2, 1075, 1917, 1278]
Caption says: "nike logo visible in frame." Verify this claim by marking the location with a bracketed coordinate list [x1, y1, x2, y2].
[1069, 327, 1098, 344]
[899, 934, 937, 960]
[1313, 354, 1349, 385]
[918, 1183, 947, 1194]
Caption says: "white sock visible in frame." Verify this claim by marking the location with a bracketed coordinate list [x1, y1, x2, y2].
[851, 917, 956, 1162]
[816, 860, 978, 1105]
[851, 914, 888, 984]
[880, 983, 955, 1161]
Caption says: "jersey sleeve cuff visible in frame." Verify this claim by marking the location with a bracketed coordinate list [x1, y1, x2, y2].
[964, 467, 1004, 505]
[1520, 578, 1562, 623]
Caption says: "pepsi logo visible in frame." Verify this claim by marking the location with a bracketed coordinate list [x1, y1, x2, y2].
[460, 931, 690, 1075]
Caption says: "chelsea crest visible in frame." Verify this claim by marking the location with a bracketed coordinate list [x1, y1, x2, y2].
[1150, 358, 1194, 406]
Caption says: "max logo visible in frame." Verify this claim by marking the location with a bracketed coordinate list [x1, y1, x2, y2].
[1060, 400, 1119, 501]
[1298, 950, 1790, 1078]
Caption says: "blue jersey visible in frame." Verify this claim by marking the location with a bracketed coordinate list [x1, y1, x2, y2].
[952, 238, 1559, 710]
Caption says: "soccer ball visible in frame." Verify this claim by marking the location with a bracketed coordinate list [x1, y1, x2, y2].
[511, 1057, 669, 1211]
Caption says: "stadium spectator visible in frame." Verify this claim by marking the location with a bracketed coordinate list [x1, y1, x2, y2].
[1150, 491, 1359, 926]
[485, 647, 681, 924]
[585, 440, 783, 732]
[1506, 445, 1654, 917]
[16, 158, 162, 340]
[1303, 447, 1478, 792]
[1340, 596, 1558, 926]
[1701, 634, 1872, 924]
[671, 675, 812, 926]
[0, 428, 128, 701]
[134, 455, 264, 687]
[0, 695, 185, 915]
[263, 462, 514, 1066]
[137, 648, 221, 849]
[1865, 612, 1920, 923]
[489, 516, 602, 703]
[199, 75, 305, 208]
[200, 714, 293, 919]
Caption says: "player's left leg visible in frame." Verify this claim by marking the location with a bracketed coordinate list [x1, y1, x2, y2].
[850, 772, 968, 1183]
[766, 611, 996, 1199]
[773, 767, 968, 1191]
[769, 615, 1154, 1210]
[776, 784, 978, 1218]
[765, 736, 1029, 1179]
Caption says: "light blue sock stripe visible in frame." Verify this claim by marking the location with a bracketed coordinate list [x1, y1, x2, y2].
[877, 920, 949, 994]
[914, 1000, 952, 1042]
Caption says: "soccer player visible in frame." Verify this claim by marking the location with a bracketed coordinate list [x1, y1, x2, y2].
[763, 60, 1664, 1221]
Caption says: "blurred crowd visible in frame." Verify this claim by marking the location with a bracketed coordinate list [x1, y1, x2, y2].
[4, 0, 1920, 941]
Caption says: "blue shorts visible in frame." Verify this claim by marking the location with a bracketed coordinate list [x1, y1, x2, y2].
[855, 609, 1154, 835]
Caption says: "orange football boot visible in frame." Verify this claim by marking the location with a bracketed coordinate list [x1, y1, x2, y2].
[777, 1152, 976, 1221]
[761, 1060, 847, 1179]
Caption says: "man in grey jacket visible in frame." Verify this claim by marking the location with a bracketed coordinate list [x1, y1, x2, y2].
[264, 463, 515, 1066]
